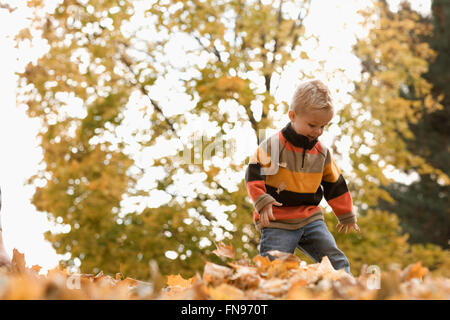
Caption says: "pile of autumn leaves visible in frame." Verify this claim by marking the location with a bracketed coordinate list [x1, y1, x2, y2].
[0, 243, 449, 300]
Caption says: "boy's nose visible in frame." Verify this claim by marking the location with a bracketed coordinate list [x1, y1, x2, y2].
[313, 128, 323, 136]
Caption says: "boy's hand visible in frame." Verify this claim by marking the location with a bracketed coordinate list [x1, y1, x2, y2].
[336, 222, 360, 235]
[259, 201, 283, 227]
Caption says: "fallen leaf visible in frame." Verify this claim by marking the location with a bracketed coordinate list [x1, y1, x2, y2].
[252, 255, 271, 274]
[258, 278, 290, 297]
[208, 283, 245, 300]
[401, 262, 428, 281]
[31, 265, 42, 274]
[4, 276, 46, 299]
[11, 249, 26, 275]
[317, 256, 335, 275]
[167, 274, 194, 288]
[267, 250, 300, 269]
[121, 277, 140, 287]
[266, 260, 291, 279]
[202, 262, 233, 286]
[213, 241, 235, 259]
[1, 246, 449, 300]
[228, 265, 260, 290]
[286, 282, 313, 300]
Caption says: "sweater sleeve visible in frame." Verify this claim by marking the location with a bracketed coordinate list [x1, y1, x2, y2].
[321, 148, 356, 225]
[245, 138, 278, 213]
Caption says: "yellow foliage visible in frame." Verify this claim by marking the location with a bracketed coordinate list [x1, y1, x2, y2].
[216, 76, 246, 92]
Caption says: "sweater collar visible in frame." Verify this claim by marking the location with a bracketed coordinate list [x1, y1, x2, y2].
[281, 122, 318, 150]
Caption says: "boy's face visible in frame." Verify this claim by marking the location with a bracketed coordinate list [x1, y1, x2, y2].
[288, 108, 333, 141]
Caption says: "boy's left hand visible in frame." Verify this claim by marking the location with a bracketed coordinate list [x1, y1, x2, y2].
[336, 222, 360, 235]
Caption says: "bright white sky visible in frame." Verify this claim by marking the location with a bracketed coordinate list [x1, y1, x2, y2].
[0, 0, 431, 272]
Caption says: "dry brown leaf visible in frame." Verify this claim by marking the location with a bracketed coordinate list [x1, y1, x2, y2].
[286, 284, 314, 300]
[160, 286, 190, 299]
[258, 278, 290, 297]
[167, 274, 194, 288]
[252, 255, 271, 274]
[46, 266, 69, 278]
[401, 262, 428, 281]
[202, 262, 233, 286]
[317, 255, 335, 275]
[299, 263, 322, 284]
[161, 274, 208, 300]
[11, 249, 27, 274]
[4, 275, 46, 299]
[267, 250, 300, 269]
[266, 260, 291, 279]
[213, 241, 235, 259]
[229, 265, 260, 290]
[94, 271, 104, 281]
[1, 248, 449, 300]
[31, 265, 42, 274]
[208, 283, 245, 300]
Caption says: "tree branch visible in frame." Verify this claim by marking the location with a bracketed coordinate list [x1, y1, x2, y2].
[272, 0, 284, 61]
[118, 50, 180, 140]
[0, 2, 16, 13]
[289, 0, 311, 51]
[194, 34, 222, 63]
[116, 42, 249, 222]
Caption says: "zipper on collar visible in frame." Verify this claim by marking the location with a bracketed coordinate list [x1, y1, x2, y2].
[302, 149, 306, 169]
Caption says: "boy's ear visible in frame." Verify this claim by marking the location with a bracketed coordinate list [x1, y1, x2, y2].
[288, 109, 295, 122]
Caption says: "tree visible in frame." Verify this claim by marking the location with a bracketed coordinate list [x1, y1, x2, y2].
[378, 0, 449, 247]
[338, 0, 448, 246]
[17, 0, 315, 278]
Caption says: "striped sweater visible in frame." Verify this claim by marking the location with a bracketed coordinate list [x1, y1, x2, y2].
[245, 121, 356, 231]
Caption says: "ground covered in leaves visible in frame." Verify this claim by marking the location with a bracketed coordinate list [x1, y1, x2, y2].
[0, 243, 449, 300]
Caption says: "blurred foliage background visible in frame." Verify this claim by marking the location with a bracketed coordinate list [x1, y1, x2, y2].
[13, 0, 449, 280]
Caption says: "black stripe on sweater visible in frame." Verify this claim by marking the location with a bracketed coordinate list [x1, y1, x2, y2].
[245, 163, 266, 183]
[321, 174, 349, 201]
[265, 185, 323, 207]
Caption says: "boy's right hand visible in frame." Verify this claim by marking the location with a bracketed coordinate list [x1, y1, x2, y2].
[259, 201, 283, 227]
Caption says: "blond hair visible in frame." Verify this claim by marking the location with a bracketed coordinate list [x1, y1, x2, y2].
[289, 79, 334, 114]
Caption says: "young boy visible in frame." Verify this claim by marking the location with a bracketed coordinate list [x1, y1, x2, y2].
[245, 79, 360, 275]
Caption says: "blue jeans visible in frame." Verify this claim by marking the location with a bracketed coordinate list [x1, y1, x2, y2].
[259, 219, 352, 275]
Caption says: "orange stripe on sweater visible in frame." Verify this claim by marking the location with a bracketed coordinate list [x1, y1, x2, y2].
[322, 159, 341, 183]
[266, 167, 322, 193]
[327, 191, 353, 216]
[246, 180, 267, 202]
